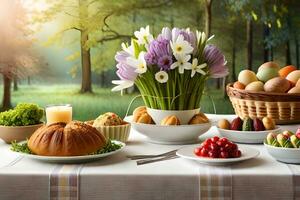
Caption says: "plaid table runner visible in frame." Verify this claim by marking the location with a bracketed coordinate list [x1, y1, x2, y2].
[288, 165, 300, 200]
[199, 165, 232, 200]
[50, 165, 83, 200]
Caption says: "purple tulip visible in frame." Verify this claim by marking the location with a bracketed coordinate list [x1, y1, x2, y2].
[204, 45, 229, 78]
[115, 51, 137, 81]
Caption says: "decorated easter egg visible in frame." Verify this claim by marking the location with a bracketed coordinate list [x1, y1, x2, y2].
[279, 65, 297, 78]
[238, 70, 257, 86]
[264, 77, 290, 93]
[258, 61, 280, 72]
[288, 86, 300, 94]
[286, 70, 300, 85]
[297, 79, 300, 87]
[256, 67, 278, 82]
[245, 81, 264, 92]
[233, 81, 245, 89]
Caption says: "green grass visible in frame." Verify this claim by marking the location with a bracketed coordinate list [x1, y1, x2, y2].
[5, 84, 234, 121]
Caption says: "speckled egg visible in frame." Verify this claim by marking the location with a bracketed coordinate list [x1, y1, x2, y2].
[238, 70, 258, 86]
[258, 61, 280, 72]
[264, 77, 290, 93]
[288, 86, 300, 94]
[245, 81, 264, 92]
[256, 67, 278, 82]
[286, 70, 300, 85]
[233, 81, 246, 89]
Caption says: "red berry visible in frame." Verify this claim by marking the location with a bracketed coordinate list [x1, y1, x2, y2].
[212, 136, 220, 143]
[220, 137, 228, 143]
[231, 143, 238, 151]
[233, 150, 241, 158]
[200, 148, 209, 157]
[194, 147, 202, 156]
[208, 150, 218, 158]
[220, 151, 229, 158]
[210, 143, 219, 151]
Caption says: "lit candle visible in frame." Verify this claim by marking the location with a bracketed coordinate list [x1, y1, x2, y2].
[46, 104, 72, 125]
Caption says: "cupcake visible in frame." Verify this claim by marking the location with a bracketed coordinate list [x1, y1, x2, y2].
[92, 112, 130, 143]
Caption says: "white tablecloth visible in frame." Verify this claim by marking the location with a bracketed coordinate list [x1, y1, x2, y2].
[0, 114, 299, 200]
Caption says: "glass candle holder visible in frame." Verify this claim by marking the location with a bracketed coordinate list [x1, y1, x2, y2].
[45, 104, 72, 125]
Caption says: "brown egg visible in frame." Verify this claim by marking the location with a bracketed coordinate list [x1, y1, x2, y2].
[233, 81, 246, 89]
[161, 115, 180, 126]
[288, 86, 300, 94]
[264, 77, 290, 93]
[297, 79, 300, 87]
[258, 61, 280, 71]
[218, 119, 230, 129]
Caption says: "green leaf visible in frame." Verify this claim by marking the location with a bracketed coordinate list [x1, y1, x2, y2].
[132, 39, 140, 58]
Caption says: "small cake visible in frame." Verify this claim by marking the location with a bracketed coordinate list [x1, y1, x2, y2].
[93, 112, 123, 126]
[161, 115, 180, 126]
[92, 112, 131, 143]
[189, 113, 209, 124]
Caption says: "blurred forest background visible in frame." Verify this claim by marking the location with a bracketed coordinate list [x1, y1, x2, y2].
[0, 0, 299, 120]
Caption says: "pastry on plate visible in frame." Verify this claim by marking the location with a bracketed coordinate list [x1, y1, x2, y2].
[28, 121, 106, 156]
[161, 115, 180, 126]
[189, 112, 209, 124]
[133, 106, 153, 124]
[93, 112, 123, 126]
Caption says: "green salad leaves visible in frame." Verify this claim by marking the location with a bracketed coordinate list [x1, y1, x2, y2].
[0, 103, 44, 126]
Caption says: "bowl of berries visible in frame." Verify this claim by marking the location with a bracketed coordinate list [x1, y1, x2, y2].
[216, 117, 281, 144]
[176, 136, 260, 165]
[264, 128, 300, 164]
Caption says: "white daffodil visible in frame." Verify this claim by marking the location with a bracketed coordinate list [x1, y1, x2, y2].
[170, 35, 194, 55]
[126, 52, 147, 74]
[170, 54, 192, 74]
[196, 31, 207, 46]
[191, 58, 207, 77]
[155, 71, 169, 83]
[111, 80, 134, 92]
[134, 25, 153, 45]
[121, 42, 134, 55]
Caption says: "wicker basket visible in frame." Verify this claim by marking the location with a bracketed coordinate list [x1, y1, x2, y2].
[226, 83, 300, 124]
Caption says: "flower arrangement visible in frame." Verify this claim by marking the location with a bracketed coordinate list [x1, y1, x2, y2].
[112, 26, 228, 110]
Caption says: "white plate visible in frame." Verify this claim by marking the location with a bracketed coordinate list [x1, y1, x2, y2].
[176, 145, 260, 165]
[264, 143, 300, 164]
[125, 116, 211, 145]
[217, 126, 281, 144]
[11, 140, 125, 164]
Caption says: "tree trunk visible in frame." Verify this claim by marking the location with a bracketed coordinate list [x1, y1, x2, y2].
[2, 75, 11, 110]
[27, 76, 31, 85]
[13, 77, 18, 91]
[270, 47, 274, 61]
[285, 40, 291, 65]
[296, 38, 299, 68]
[263, 25, 270, 62]
[100, 71, 105, 87]
[232, 40, 236, 82]
[204, 0, 212, 37]
[79, 0, 92, 93]
[246, 19, 253, 70]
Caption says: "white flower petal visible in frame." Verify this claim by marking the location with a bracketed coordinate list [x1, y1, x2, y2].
[183, 62, 192, 70]
[170, 62, 178, 69]
[191, 70, 196, 77]
[196, 69, 206, 75]
[111, 80, 134, 92]
[178, 65, 185, 74]
[198, 63, 207, 69]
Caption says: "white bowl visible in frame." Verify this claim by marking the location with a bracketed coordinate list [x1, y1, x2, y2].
[264, 143, 300, 164]
[126, 116, 211, 145]
[217, 126, 281, 144]
[146, 107, 200, 125]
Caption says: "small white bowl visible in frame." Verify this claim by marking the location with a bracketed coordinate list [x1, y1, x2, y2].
[146, 107, 200, 125]
[127, 116, 211, 145]
[0, 123, 44, 143]
[264, 143, 300, 164]
[217, 126, 281, 144]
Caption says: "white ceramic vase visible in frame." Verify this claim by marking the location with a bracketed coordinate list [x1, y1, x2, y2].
[146, 107, 200, 125]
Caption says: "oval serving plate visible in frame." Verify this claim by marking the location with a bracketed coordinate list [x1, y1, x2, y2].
[11, 140, 125, 164]
[217, 126, 281, 144]
[176, 145, 260, 166]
